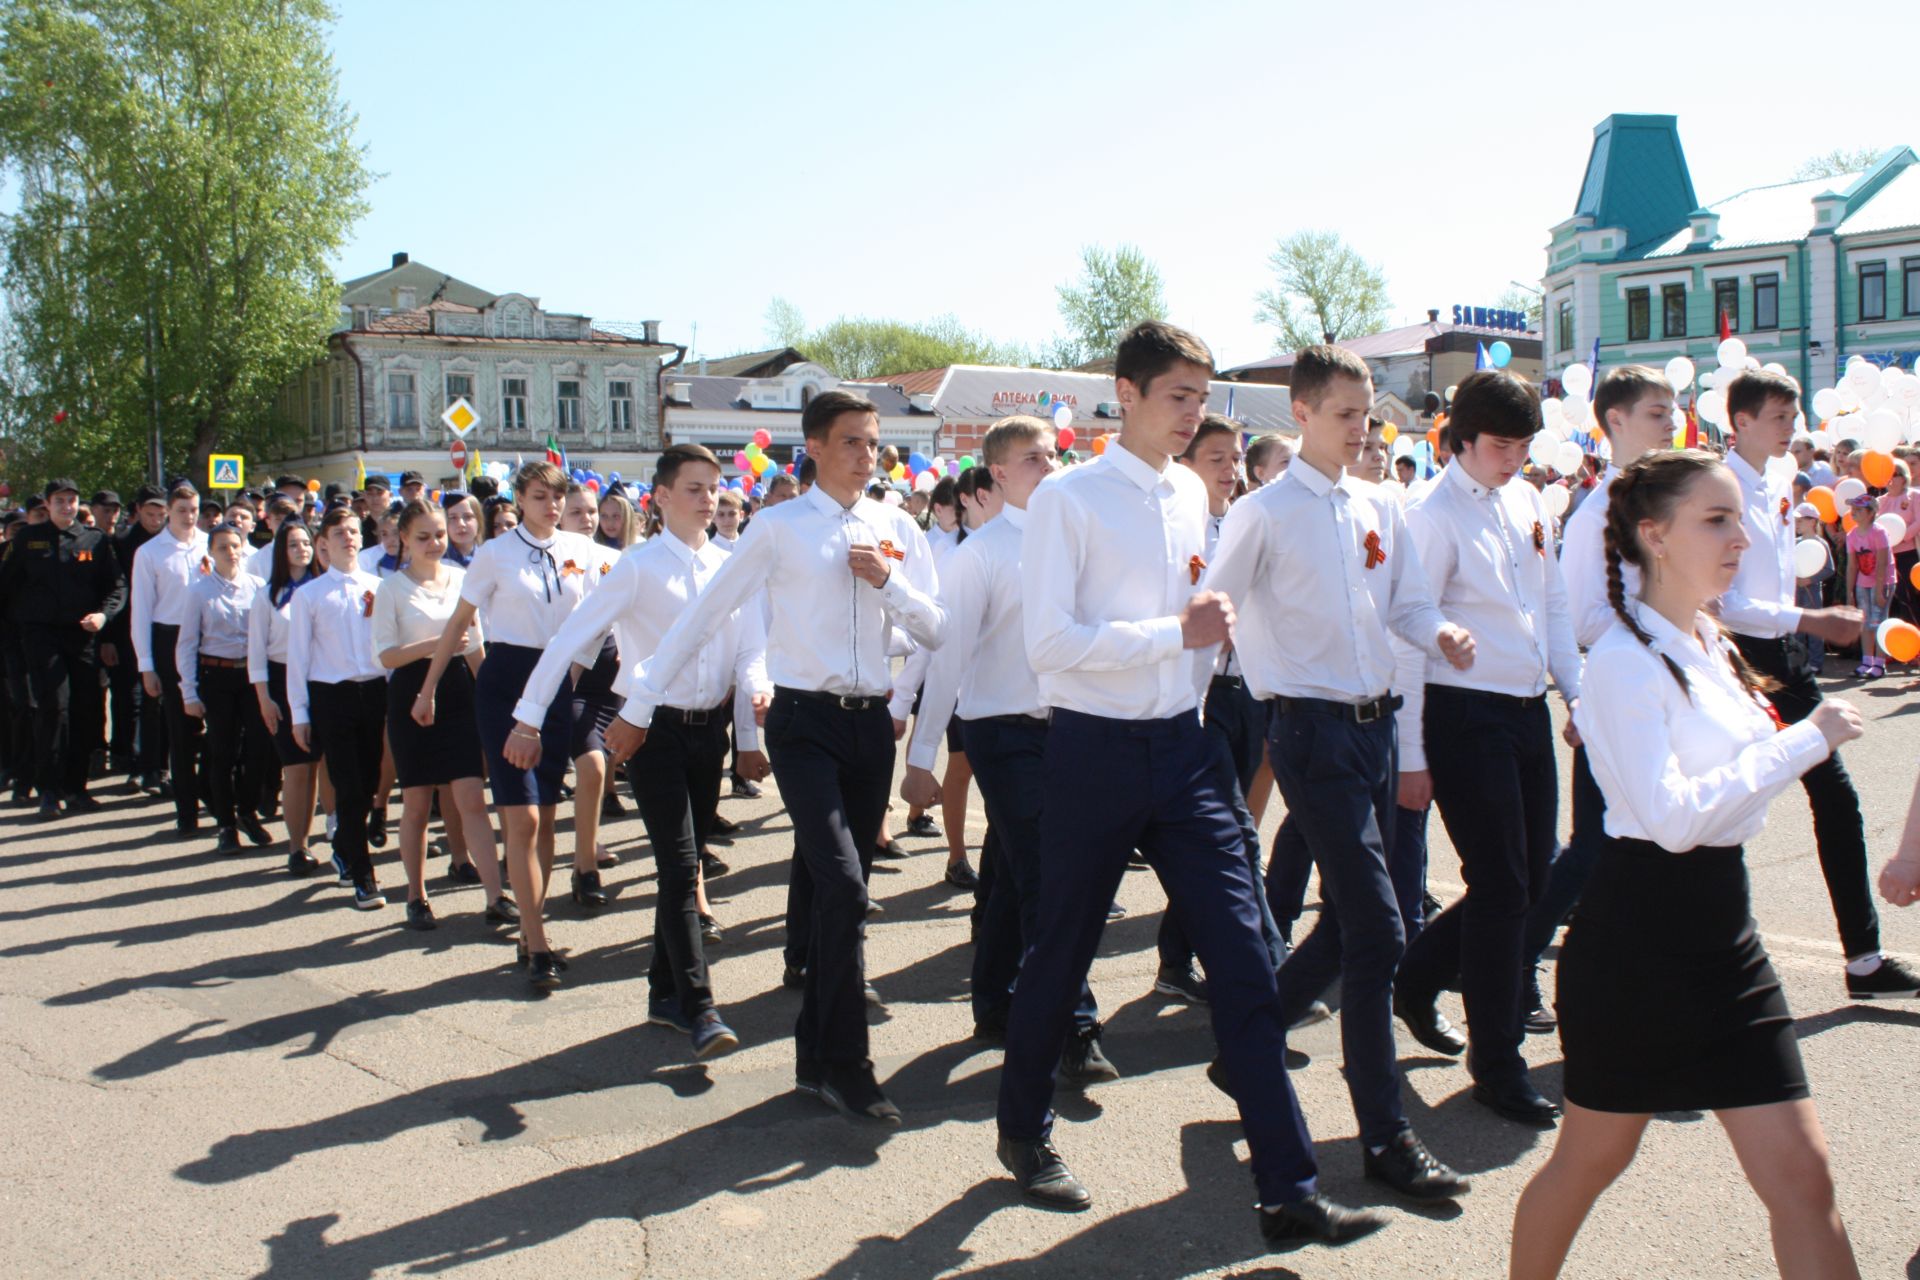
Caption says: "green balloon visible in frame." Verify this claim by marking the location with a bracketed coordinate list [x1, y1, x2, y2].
[959, 455, 974, 471]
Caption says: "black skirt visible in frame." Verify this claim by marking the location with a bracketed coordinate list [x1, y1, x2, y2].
[265, 661, 316, 766]
[569, 635, 623, 758]
[475, 641, 573, 807]
[387, 657, 483, 788]
[1556, 836, 1808, 1114]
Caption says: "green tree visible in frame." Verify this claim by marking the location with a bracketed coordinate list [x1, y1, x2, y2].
[0, 0, 370, 493]
[1053, 243, 1166, 367]
[764, 301, 1029, 380]
[1493, 284, 1545, 331]
[763, 296, 806, 348]
[1254, 230, 1391, 351]
[1793, 147, 1883, 181]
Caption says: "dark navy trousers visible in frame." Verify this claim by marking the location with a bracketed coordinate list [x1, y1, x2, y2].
[997, 707, 1317, 1206]
[1522, 744, 1607, 966]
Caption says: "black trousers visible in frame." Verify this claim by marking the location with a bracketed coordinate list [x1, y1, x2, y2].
[150, 624, 203, 825]
[197, 663, 266, 830]
[1733, 634, 1880, 959]
[307, 678, 386, 882]
[20, 626, 104, 799]
[627, 703, 728, 1019]
[1397, 686, 1557, 1088]
[764, 689, 893, 1069]
[0, 644, 31, 790]
[105, 639, 137, 764]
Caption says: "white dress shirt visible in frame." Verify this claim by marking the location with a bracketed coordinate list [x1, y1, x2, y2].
[176, 570, 261, 704]
[887, 533, 962, 723]
[247, 576, 311, 683]
[1205, 462, 1451, 704]
[458, 527, 608, 648]
[244, 542, 274, 583]
[1021, 446, 1212, 720]
[1203, 507, 1243, 678]
[617, 485, 944, 726]
[1394, 463, 1583, 770]
[287, 566, 386, 725]
[1559, 466, 1637, 648]
[515, 529, 767, 747]
[1719, 450, 1804, 639]
[372, 568, 483, 661]
[1574, 603, 1829, 851]
[358, 544, 403, 578]
[131, 527, 211, 672]
[908, 507, 1043, 770]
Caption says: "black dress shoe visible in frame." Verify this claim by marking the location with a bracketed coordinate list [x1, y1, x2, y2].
[528, 951, 564, 990]
[700, 850, 730, 877]
[710, 813, 739, 837]
[906, 813, 939, 839]
[1523, 966, 1557, 1033]
[238, 814, 273, 846]
[874, 838, 908, 860]
[944, 859, 980, 890]
[288, 849, 321, 877]
[700, 913, 724, 946]
[1363, 1128, 1470, 1201]
[601, 789, 626, 817]
[997, 1135, 1092, 1211]
[447, 860, 481, 885]
[1257, 1194, 1388, 1246]
[973, 1009, 1008, 1044]
[1393, 990, 1466, 1056]
[817, 1060, 901, 1125]
[570, 868, 607, 909]
[1059, 1024, 1119, 1086]
[1472, 1079, 1561, 1127]
[406, 898, 438, 931]
[595, 848, 620, 869]
[215, 826, 243, 854]
[485, 896, 520, 925]
[367, 806, 388, 848]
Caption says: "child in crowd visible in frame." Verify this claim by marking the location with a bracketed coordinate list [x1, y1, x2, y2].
[1794, 503, 1835, 674]
[1844, 492, 1893, 677]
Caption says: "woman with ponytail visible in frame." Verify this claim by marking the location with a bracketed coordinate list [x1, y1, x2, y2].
[1510, 450, 1863, 1279]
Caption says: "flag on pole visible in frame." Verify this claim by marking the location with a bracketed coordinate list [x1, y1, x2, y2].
[1719, 308, 1732, 343]
[466, 445, 481, 481]
[1475, 342, 1490, 370]
[544, 435, 565, 470]
[1587, 337, 1600, 382]
[355, 455, 366, 490]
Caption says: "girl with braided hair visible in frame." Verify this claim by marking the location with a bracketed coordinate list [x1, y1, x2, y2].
[1511, 450, 1864, 1280]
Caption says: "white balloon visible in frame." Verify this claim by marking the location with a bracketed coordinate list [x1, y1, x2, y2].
[1554, 441, 1586, 476]
[1392, 435, 1416, 459]
[1838, 382, 1863, 412]
[1527, 432, 1559, 470]
[1902, 379, 1920, 407]
[1875, 513, 1906, 546]
[882, 489, 904, 507]
[1540, 397, 1565, 424]
[1864, 409, 1903, 453]
[1877, 618, 1909, 657]
[913, 469, 938, 493]
[1698, 369, 1717, 389]
[1542, 484, 1571, 518]
[1561, 363, 1592, 398]
[1847, 361, 1881, 394]
[1664, 356, 1695, 392]
[1836, 477, 1868, 504]
[1812, 387, 1842, 419]
[1671, 407, 1688, 430]
[1811, 429, 1835, 450]
[1763, 362, 1789, 376]
[1698, 388, 1728, 425]
[1445, 384, 1458, 401]
[1793, 537, 1830, 578]
[1865, 384, 1890, 410]
[1052, 403, 1073, 430]
[1716, 337, 1747, 368]
[1564, 396, 1595, 433]
[1743, 356, 1762, 371]
[1883, 365, 1908, 395]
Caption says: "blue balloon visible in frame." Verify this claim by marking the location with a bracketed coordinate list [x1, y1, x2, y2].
[1489, 340, 1513, 369]
[608, 472, 620, 484]
[908, 452, 929, 472]
[752, 483, 766, 498]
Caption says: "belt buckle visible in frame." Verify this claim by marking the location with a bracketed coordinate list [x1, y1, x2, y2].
[1353, 699, 1382, 724]
[683, 708, 709, 726]
[837, 695, 866, 711]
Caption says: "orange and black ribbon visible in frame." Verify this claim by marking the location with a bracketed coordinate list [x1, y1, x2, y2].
[1364, 530, 1386, 569]
[560, 558, 584, 577]
[1779, 497, 1791, 526]
[360, 590, 375, 618]
[75, 549, 91, 563]
[1532, 521, 1546, 554]
[199, 555, 211, 574]
[878, 540, 905, 561]
[1189, 554, 1206, 585]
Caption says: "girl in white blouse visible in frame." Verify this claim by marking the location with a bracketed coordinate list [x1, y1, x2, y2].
[178, 524, 268, 856]
[248, 521, 323, 875]
[1511, 450, 1863, 1280]
[373, 500, 509, 930]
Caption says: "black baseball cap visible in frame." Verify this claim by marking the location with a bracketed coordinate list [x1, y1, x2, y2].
[399, 470, 425, 487]
[90, 489, 122, 508]
[43, 477, 80, 498]
[132, 484, 166, 508]
[24, 494, 46, 510]
[362, 475, 391, 492]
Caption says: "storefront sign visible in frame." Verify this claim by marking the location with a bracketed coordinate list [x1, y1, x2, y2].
[1452, 305, 1531, 333]
[991, 389, 1081, 408]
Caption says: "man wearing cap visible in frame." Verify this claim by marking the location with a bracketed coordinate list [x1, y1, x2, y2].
[89, 489, 135, 771]
[0, 478, 128, 816]
[115, 485, 169, 789]
[398, 470, 426, 504]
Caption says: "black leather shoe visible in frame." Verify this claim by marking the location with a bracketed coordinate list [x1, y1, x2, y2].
[367, 806, 388, 848]
[287, 849, 321, 877]
[817, 1060, 901, 1125]
[447, 860, 481, 885]
[601, 789, 626, 817]
[1257, 1194, 1388, 1246]
[1060, 1024, 1119, 1086]
[997, 1135, 1092, 1211]
[1524, 966, 1557, 1033]
[528, 951, 564, 990]
[873, 838, 908, 860]
[406, 898, 437, 931]
[795, 1057, 822, 1097]
[215, 826, 243, 854]
[906, 813, 939, 839]
[570, 868, 607, 909]
[700, 913, 724, 946]
[710, 813, 739, 838]
[944, 859, 980, 890]
[485, 896, 519, 925]
[1363, 1128, 1470, 1201]
[1394, 990, 1466, 1056]
[700, 850, 730, 877]
[1472, 1079, 1561, 1127]
[238, 814, 273, 846]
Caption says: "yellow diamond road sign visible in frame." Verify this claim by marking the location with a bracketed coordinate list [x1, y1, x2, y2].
[442, 397, 479, 438]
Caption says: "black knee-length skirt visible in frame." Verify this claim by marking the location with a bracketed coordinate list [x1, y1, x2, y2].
[1556, 836, 1808, 1114]
[387, 657, 483, 788]
[474, 642, 573, 807]
[265, 661, 316, 766]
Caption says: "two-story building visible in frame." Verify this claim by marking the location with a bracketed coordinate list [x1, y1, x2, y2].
[1542, 114, 1920, 398]
[269, 253, 682, 491]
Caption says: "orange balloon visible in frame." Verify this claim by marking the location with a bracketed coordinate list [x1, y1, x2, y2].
[1842, 513, 1857, 534]
[1425, 428, 1439, 448]
[1910, 562, 1920, 593]
[1883, 620, 1920, 664]
[1863, 451, 1896, 488]
[1807, 486, 1838, 524]
[1091, 435, 1108, 456]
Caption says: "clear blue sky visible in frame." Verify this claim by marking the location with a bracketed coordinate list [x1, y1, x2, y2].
[328, 0, 1912, 372]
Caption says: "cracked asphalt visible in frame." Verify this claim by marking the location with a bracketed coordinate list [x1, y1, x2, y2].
[2, 679, 1918, 1278]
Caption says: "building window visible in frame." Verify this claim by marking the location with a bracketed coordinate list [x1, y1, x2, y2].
[332, 373, 344, 438]
[1661, 283, 1687, 339]
[1626, 287, 1650, 342]
[501, 377, 528, 434]
[387, 371, 417, 430]
[1860, 262, 1888, 321]
[445, 372, 474, 405]
[556, 379, 582, 432]
[308, 376, 322, 442]
[1754, 274, 1780, 330]
[1555, 299, 1574, 353]
[1905, 258, 1920, 317]
[1713, 279, 1739, 333]
[607, 379, 633, 432]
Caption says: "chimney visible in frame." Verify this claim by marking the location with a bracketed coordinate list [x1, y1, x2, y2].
[392, 251, 409, 269]
[1427, 308, 1440, 323]
[642, 319, 661, 344]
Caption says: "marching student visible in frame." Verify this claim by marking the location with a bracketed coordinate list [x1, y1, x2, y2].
[901, 416, 1101, 1048]
[373, 500, 509, 931]
[1154, 414, 1286, 1004]
[130, 483, 211, 834]
[1390, 370, 1580, 1127]
[1510, 449, 1863, 1280]
[416, 461, 600, 990]
[1206, 343, 1475, 1212]
[1244, 432, 1292, 488]
[710, 488, 745, 552]
[1514, 365, 1675, 1033]
[1718, 369, 1918, 998]
[358, 506, 403, 577]
[997, 324, 1378, 1245]
[249, 520, 324, 875]
[605, 390, 945, 1123]
[556, 483, 621, 906]
[512, 444, 764, 1061]
[177, 523, 272, 854]
[287, 507, 388, 910]
[443, 492, 483, 568]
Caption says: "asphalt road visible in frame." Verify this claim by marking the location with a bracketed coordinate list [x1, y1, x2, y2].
[3, 677, 1919, 1279]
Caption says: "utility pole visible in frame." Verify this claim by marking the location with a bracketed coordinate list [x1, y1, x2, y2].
[144, 304, 161, 486]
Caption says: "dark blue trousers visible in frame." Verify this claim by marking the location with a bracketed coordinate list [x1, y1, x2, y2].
[1267, 701, 1409, 1149]
[998, 707, 1316, 1206]
[1269, 805, 1428, 945]
[1523, 744, 1607, 966]
[962, 716, 1096, 1032]
[1159, 676, 1286, 973]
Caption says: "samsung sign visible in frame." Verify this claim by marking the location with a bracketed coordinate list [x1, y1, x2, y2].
[1452, 304, 1530, 333]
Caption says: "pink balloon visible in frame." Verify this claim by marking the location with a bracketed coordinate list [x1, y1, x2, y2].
[733, 451, 749, 472]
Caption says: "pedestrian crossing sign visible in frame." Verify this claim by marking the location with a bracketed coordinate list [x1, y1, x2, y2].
[208, 454, 244, 490]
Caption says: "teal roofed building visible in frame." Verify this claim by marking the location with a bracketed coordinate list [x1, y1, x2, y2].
[1542, 114, 1920, 401]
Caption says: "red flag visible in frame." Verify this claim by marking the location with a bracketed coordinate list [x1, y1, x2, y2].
[1719, 309, 1731, 343]
[1685, 404, 1700, 449]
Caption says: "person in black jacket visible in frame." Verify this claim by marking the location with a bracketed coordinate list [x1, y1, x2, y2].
[114, 485, 168, 793]
[0, 477, 128, 816]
